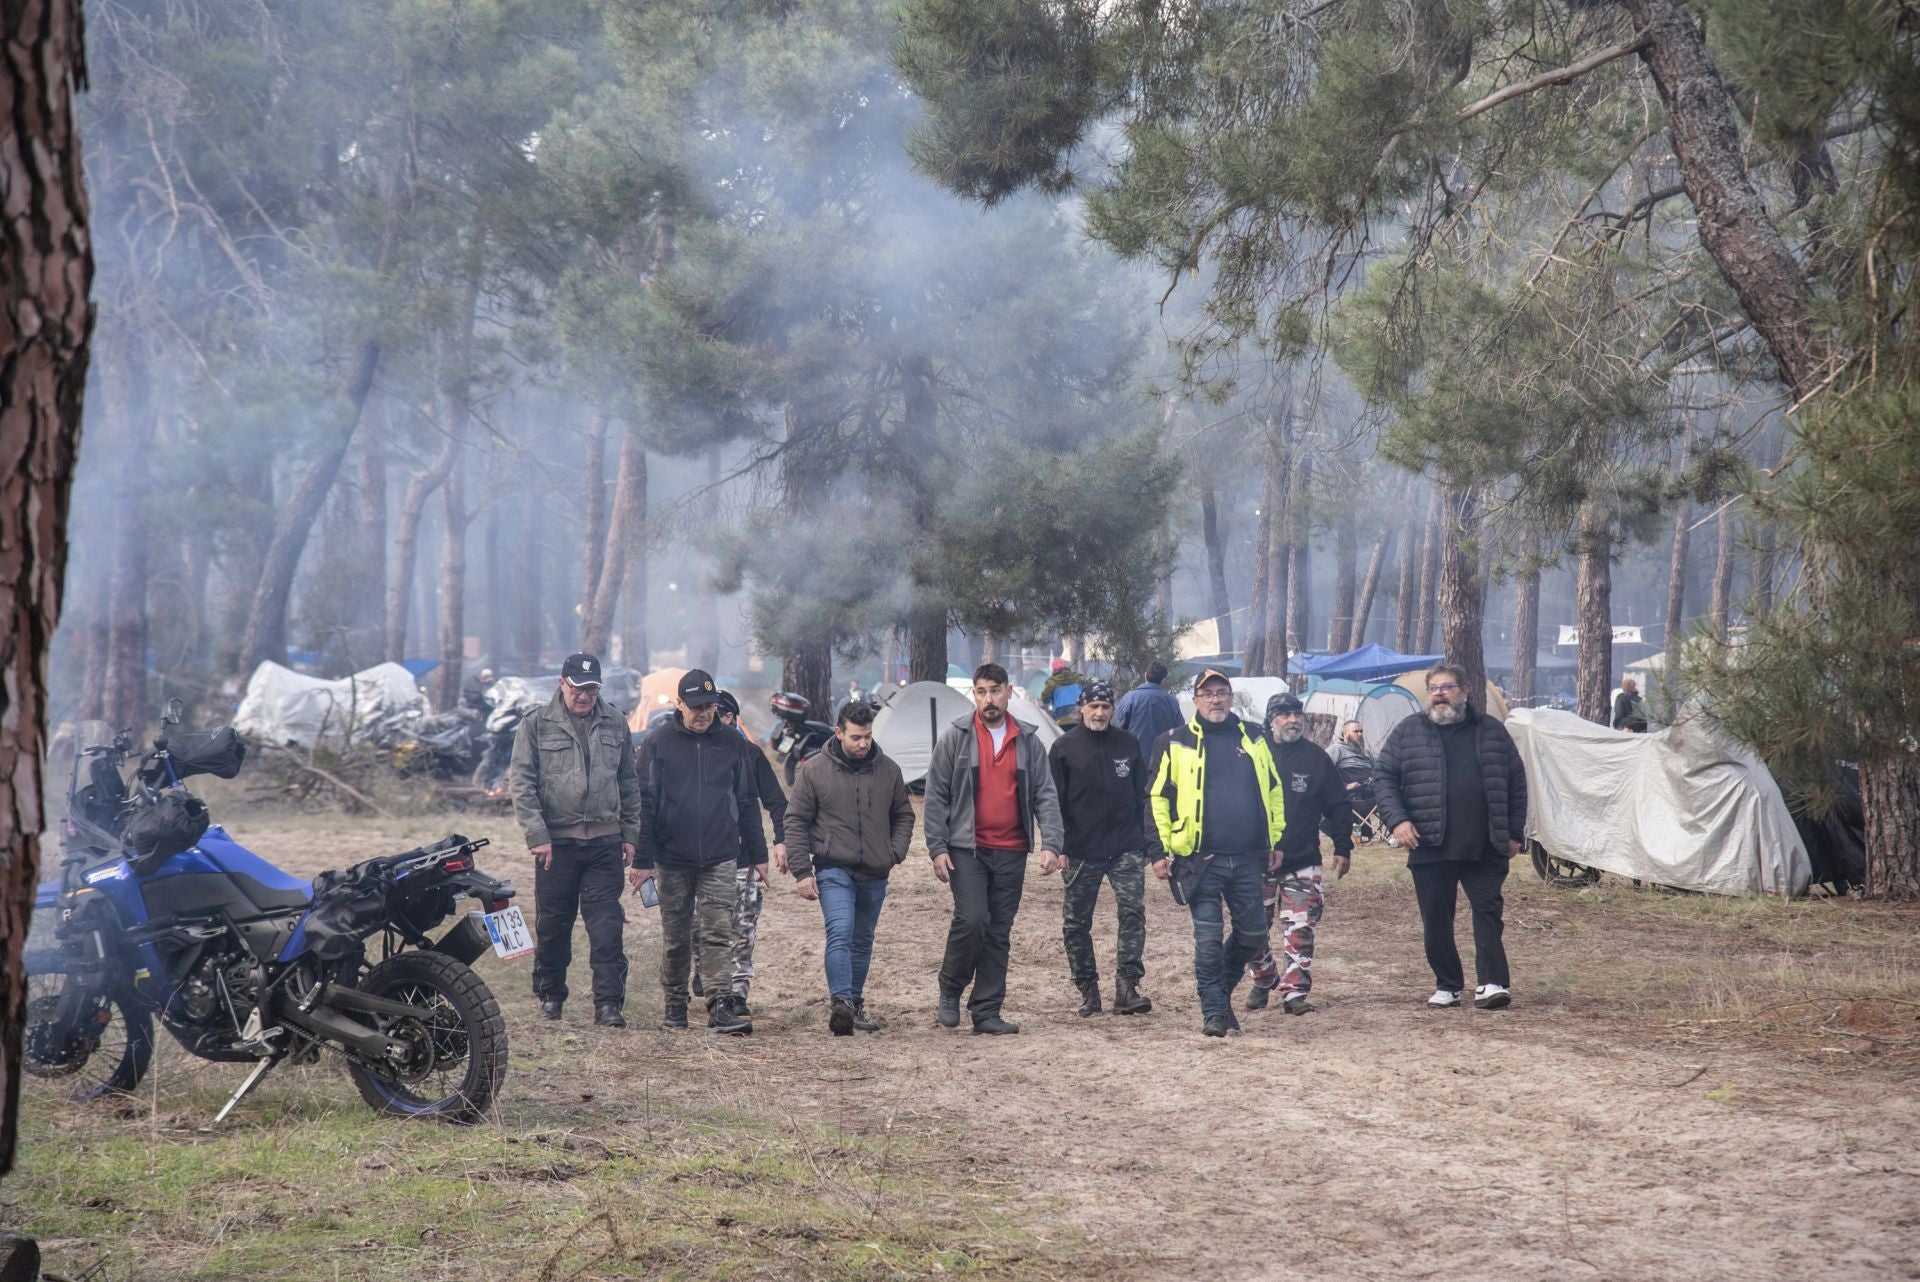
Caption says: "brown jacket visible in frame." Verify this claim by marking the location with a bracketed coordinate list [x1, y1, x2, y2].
[785, 740, 915, 881]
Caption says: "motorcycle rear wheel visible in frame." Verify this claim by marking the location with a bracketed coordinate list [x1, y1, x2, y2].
[345, 949, 507, 1123]
[21, 951, 154, 1100]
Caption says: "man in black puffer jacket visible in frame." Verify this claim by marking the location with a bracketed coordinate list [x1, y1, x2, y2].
[1372, 663, 1528, 1012]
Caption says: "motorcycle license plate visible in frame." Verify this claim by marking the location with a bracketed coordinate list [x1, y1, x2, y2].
[483, 906, 534, 960]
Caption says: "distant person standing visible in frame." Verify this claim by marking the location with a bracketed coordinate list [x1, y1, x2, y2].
[1145, 668, 1287, 1038]
[923, 662, 1065, 1035]
[690, 690, 788, 1017]
[1113, 660, 1184, 752]
[628, 670, 770, 1035]
[1049, 681, 1153, 1017]
[1612, 677, 1650, 733]
[785, 701, 916, 1035]
[1372, 663, 1529, 1011]
[508, 652, 640, 1028]
[1245, 693, 1352, 1015]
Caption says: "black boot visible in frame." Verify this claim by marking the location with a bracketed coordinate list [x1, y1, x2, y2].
[594, 1003, 626, 1028]
[1076, 981, 1102, 1017]
[851, 1000, 882, 1032]
[1244, 982, 1272, 1011]
[829, 995, 856, 1037]
[937, 991, 961, 1028]
[707, 995, 752, 1036]
[1112, 978, 1152, 1015]
[537, 998, 564, 1021]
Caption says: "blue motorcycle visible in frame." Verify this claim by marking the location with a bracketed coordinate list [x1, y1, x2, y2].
[25, 704, 527, 1123]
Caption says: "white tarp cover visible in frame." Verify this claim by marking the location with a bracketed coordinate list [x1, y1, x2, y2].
[873, 681, 973, 784]
[1507, 707, 1810, 897]
[234, 661, 430, 749]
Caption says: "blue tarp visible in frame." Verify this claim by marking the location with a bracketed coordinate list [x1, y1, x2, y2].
[399, 659, 441, 678]
[1288, 643, 1442, 682]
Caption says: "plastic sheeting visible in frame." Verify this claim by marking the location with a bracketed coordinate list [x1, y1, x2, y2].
[1507, 708, 1810, 897]
[234, 662, 429, 750]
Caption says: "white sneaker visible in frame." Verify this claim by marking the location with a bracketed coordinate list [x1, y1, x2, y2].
[1474, 984, 1512, 1010]
[1427, 989, 1461, 1008]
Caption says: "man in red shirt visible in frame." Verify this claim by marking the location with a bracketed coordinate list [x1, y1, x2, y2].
[923, 663, 1066, 1034]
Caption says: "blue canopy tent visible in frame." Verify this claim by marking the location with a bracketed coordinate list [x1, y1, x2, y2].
[1289, 643, 1442, 682]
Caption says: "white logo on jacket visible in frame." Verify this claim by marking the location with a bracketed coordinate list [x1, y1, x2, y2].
[1291, 772, 1311, 794]
[1113, 758, 1132, 778]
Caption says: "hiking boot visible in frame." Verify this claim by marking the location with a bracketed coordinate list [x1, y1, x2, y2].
[1282, 994, 1313, 1016]
[829, 995, 856, 1037]
[1112, 978, 1152, 1015]
[1473, 984, 1512, 1010]
[1202, 1012, 1231, 1038]
[661, 1002, 689, 1030]
[851, 1000, 882, 1032]
[732, 993, 754, 1019]
[1427, 989, 1462, 1008]
[1076, 981, 1102, 1018]
[1244, 983, 1272, 1011]
[594, 1003, 626, 1029]
[972, 1014, 1020, 1035]
[537, 998, 564, 1021]
[1225, 1008, 1241, 1034]
[708, 995, 752, 1036]
[937, 991, 961, 1028]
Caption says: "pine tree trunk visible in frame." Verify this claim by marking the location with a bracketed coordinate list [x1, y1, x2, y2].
[1859, 725, 1920, 900]
[581, 406, 608, 616]
[483, 499, 504, 662]
[582, 424, 646, 658]
[1709, 504, 1733, 643]
[1154, 520, 1175, 630]
[1394, 505, 1419, 653]
[1438, 488, 1487, 711]
[1663, 497, 1690, 698]
[1512, 546, 1540, 704]
[903, 359, 947, 683]
[216, 454, 271, 675]
[1415, 487, 1442, 653]
[1, 0, 93, 1180]
[515, 484, 542, 672]
[1199, 482, 1234, 654]
[1328, 504, 1356, 652]
[103, 345, 152, 729]
[433, 454, 468, 710]
[692, 446, 721, 671]
[1351, 529, 1391, 650]
[76, 558, 108, 721]
[780, 403, 833, 712]
[1575, 502, 1613, 725]
[1245, 476, 1271, 673]
[1259, 426, 1290, 678]
[360, 432, 389, 662]
[384, 418, 457, 662]
[1286, 456, 1313, 654]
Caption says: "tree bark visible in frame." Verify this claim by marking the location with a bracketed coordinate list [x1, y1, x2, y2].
[780, 405, 832, 714]
[1199, 481, 1233, 653]
[103, 341, 152, 730]
[432, 453, 469, 710]
[384, 415, 457, 662]
[515, 482, 542, 673]
[359, 429, 389, 664]
[1245, 473, 1272, 673]
[582, 423, 646, 658]
[903, 358, 948, 683]
[581, 406, 608, 615]
[1709, 504, 1733, 643]
[1512, 544, 1540, 705]
[1415, 487, 1443, 652]
[1286, 455, 1313, 655]
[1438, 488, 1487, 712]
[1351, 529, 1391, 651]
[1663, 496, 1690, 699]
[1575, 501, 1613, 725]
[1327, 501, 1356, 652]
[1393, 504, 1420, 653]
[1259, 426, 1290, 678]
[1861, 749, 1920, 899]
[1, 0, 94, 1179]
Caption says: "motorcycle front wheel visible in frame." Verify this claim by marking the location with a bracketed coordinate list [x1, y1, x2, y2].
[21, 951, 154, 1100]
[345, 949, 507, 1123]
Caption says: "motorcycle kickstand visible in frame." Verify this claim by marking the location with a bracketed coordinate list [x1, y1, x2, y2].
[212, 1055, 281, 1125]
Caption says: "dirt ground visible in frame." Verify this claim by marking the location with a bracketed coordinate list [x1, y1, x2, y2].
[56, 801, 1920, 1280]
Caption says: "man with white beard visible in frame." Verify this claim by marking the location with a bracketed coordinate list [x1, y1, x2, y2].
[1243, 693, 1353, 1015]
[1372, 663, 1529, 1011]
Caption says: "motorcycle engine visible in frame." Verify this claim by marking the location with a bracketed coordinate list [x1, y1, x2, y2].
[177, 948, 258, 1027]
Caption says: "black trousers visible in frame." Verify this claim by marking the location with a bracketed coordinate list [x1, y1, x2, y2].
[532, 836, 629, 1007]
[938, 846, 1028, 1021]
[1410, 857, 1510, 992]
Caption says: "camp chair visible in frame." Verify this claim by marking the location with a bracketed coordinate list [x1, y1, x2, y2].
[1336, 754, 1388, 845]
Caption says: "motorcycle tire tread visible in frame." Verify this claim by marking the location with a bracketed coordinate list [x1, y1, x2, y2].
[22, 950, 155, 1099]
[343, 949, 508, 1125]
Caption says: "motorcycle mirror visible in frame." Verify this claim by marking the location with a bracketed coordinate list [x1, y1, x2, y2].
[162, 697, 185, 727]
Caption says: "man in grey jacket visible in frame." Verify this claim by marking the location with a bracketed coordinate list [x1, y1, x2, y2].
[923, 662, 1065, 1035]
[508, 652, 642, 1028]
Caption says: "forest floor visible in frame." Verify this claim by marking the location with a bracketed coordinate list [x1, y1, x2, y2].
[10, 799, 1920, 1281]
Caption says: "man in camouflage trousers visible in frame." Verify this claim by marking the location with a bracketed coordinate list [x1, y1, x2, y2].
[691, 691, 788, 1017]
[1246, 693, 1353, 1015]
[1048, 681, 1153, 1016]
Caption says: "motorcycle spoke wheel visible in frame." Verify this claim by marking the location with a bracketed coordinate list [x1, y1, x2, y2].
[22, 960, 153, 1100]
[346, 950, 506, 1123]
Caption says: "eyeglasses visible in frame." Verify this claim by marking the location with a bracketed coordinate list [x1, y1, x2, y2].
[1195, 688, 1233, 701]
[1426, 682, 1460, 694]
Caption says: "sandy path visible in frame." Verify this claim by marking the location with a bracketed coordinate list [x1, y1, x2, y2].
[198, 808, 1920, 1280]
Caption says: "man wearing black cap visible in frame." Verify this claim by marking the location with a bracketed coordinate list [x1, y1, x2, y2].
[693, 689, 788, 1016]
[508, 652, 642, 1028]
[1244, 692, 1354, 1016]
[1048, 680, 1153, 1017]
[1144, 668, 1287, 1037]
[627, 669, 770, 1035]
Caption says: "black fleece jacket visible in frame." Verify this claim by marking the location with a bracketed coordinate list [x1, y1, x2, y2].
[1047, 723, 1147, 862]
[633, 714, 770, 870]
[1268, 736, 1355, 875]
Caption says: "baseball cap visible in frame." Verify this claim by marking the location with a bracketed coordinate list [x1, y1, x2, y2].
[1266, 692, 1304, 719]
[677, 669, 719, 707]
[561, 652, 603, 687]
[1194, 668, 1233, 691]
[1080, 680, 1116, 706]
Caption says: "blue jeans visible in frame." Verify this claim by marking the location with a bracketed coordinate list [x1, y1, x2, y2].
[817, 866, 889, 1000]
[1188, 852, 1270, 1018]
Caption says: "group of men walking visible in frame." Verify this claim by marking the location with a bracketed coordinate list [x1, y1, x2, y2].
[509, 650, 1528, 1039]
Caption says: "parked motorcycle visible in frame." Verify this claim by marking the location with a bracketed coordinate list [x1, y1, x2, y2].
[768, 691, 834, 784]
[25, 702, 527, 1124]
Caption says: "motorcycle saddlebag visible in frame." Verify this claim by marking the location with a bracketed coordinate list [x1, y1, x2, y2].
[304, 862, 395, 961]
[165, 727, 248, 781]
[123, 791, 211, 874]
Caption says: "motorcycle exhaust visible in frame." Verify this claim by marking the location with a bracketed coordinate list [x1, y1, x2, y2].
[429, 912, 492, 966]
